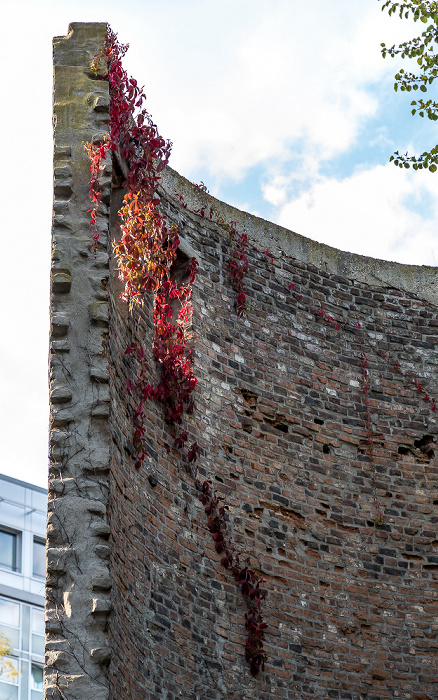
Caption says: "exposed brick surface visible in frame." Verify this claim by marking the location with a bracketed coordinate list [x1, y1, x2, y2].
[107, 180, 438, 699]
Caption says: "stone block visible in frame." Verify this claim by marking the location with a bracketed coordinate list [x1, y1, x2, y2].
[51, 272, 72, 294]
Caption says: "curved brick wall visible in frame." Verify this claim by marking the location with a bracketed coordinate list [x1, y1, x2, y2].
[107, 167, 438, 700]
[50, 23, 438, 700]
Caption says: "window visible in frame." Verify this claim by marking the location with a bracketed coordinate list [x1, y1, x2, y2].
[0, 653, 19, 700]
[30, 611, 43, 657]
[32, 540, 45, 580]
[0, 600, 20, 650]
[0, 598, 44, 700]
[0, 643, 19, 700]
[0, 530, 20, 573]
[31, 664, 43, 697]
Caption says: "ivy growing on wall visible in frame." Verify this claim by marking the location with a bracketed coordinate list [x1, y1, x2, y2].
[85, 26, 267, 676]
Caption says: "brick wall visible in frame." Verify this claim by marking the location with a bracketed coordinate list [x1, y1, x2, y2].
[50, 23, 438, 700]
[106, 166, 438, 700]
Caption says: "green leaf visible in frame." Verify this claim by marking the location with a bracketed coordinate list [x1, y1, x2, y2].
[429, 164, 437, 172]
[420, 84, 427, 91]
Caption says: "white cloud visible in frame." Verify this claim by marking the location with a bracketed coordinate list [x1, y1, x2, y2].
[134, 0, 421, 181]
[274, 163, 438, 265]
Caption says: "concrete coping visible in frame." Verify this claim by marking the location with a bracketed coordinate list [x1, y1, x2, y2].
[159, 165, 438, 308]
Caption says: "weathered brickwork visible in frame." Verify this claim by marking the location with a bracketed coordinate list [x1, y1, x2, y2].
[50, 23, 438, 700]
[105, 167, 438, 700]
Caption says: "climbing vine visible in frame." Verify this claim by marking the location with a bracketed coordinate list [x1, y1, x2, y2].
[198, 481, 267, 676]
[189, 195, 250, 316]
[227, 221, 250, 316]
[86, 26, 267, 676]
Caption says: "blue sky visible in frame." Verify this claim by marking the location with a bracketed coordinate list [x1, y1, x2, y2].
[1, 0, 437, 487]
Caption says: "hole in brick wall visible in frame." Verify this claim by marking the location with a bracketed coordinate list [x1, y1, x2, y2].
[222, 444, 237, 462]
[265, 413, 289, 433]
[239, 388, 258, 408]
[124, 441, 135, 456]
[169, 248, 191, 287]
[414, 434, 435, 461]
[367, 519, 390, 529]
[266, 547, 272, 553]
[112, 154, 124, 187]
[253, 508, 263, 517]
[314, 417, 324, 425]
[167, 248, 192, 324]
[215, 475, 224, 483]
[322, 445, 330, 454]
[398, 445, 411, 456]
[229, 472, 239, 480]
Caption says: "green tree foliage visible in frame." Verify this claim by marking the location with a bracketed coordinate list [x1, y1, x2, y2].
[380, 0, 438, 171]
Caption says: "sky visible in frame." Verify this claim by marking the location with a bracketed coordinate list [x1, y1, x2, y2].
[0, 0, 437, 489]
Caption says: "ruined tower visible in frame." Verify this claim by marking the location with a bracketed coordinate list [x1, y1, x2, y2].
[47, 22, 438, 700]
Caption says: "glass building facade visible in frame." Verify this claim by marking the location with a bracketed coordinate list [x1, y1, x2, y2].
[0, 475, 46, 700]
